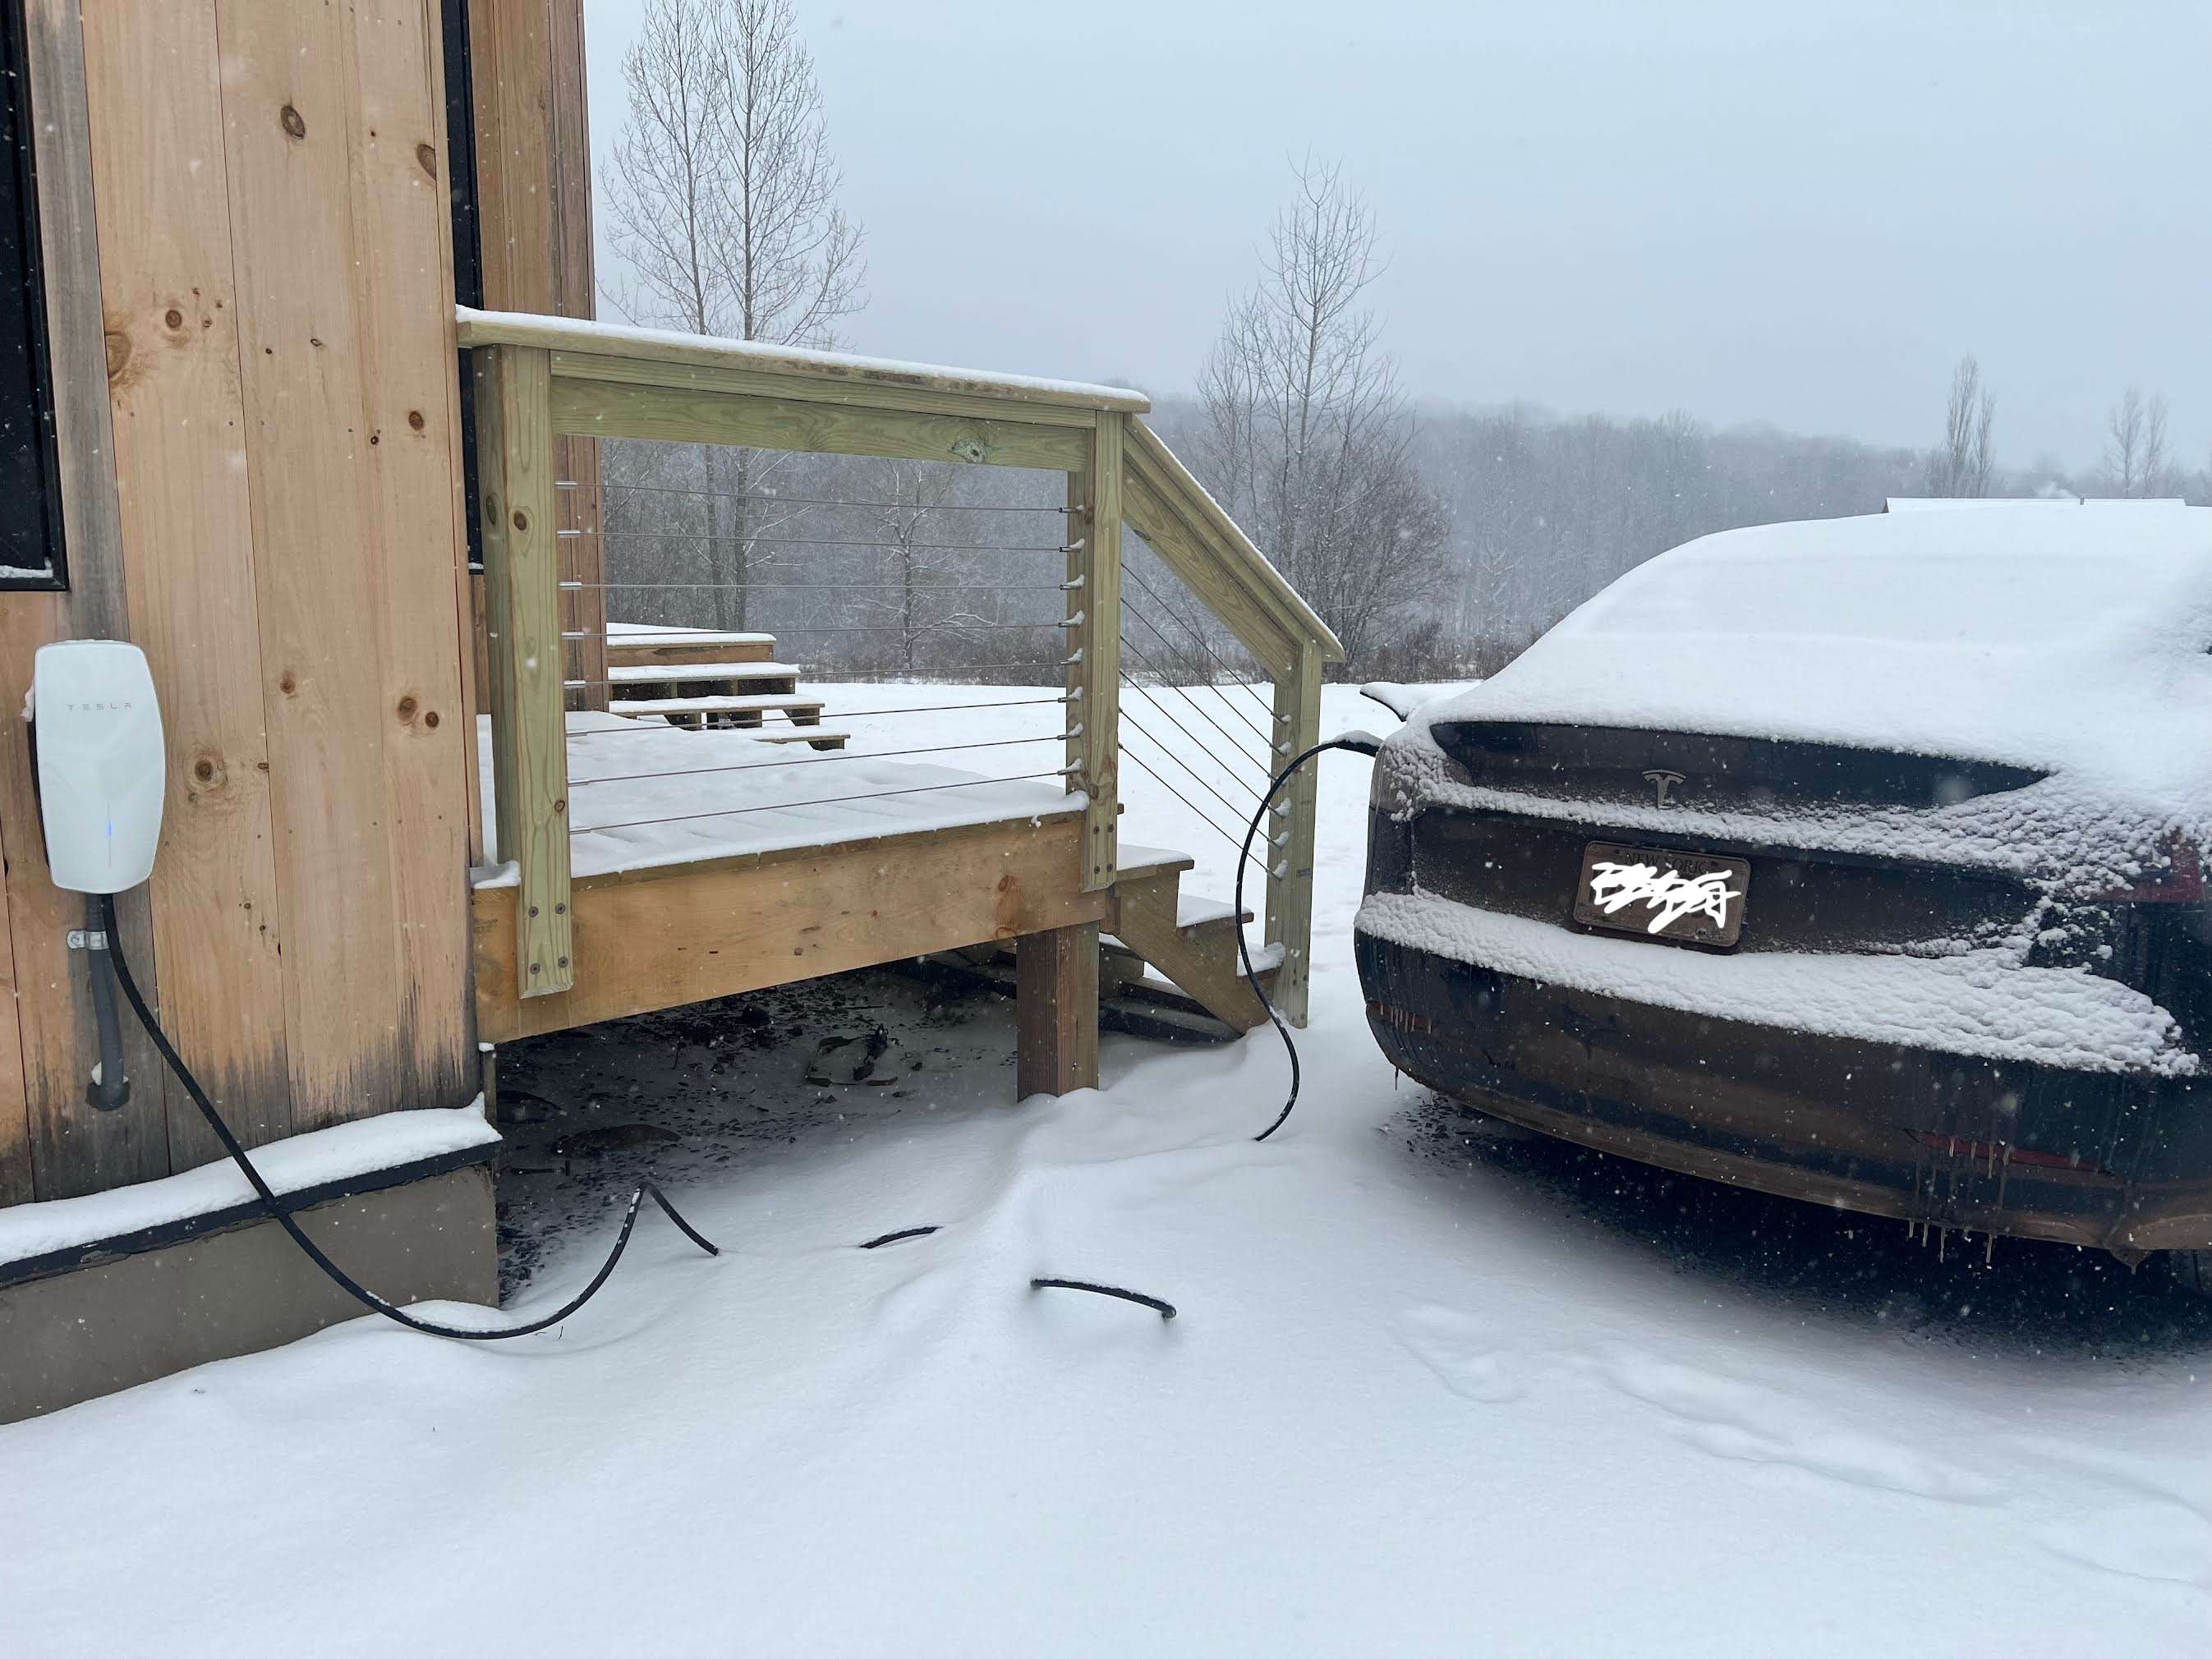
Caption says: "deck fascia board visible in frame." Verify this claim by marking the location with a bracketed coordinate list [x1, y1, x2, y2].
[473, 811, 1101, 1041]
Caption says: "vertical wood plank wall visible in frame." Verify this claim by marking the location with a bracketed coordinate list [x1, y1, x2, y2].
[2, 0, 171, 1202]
[0, 0, 477, 1202]
[467, 0, 605, 715]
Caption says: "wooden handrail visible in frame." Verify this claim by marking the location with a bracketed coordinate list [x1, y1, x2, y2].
[462, 310, 1338, 1025]
[1122, 417, 1345, 669]
[458, 307, 1150, 416]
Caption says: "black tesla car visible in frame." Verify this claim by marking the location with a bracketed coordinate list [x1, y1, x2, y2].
[1358, 500, 2212, 1289]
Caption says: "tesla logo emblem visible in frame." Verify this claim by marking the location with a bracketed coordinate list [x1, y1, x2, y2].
[1644, 769, 1685, 807]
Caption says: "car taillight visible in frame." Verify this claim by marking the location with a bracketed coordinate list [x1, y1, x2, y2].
[2095, 835, 2204, 903]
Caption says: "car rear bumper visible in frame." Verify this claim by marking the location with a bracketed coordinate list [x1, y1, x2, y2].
[1354, 928, 2212, 1253]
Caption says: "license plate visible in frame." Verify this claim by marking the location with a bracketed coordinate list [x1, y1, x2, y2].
[1573, 840, 1750, 948]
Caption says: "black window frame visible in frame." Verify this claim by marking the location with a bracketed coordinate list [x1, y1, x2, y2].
[0, 0, 67, 591]
[441, 0, 485, 574]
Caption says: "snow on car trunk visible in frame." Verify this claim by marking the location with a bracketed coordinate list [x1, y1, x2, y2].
[1392, 502, 2212, 890]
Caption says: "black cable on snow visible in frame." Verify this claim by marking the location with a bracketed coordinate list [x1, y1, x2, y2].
[1029, 1278, 1177, 1320]
[99, 893, 719, 1342]
[1234, 735, 1382, 1142]
[858, 1225, 941, 1249]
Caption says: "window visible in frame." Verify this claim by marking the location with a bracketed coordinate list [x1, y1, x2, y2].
[0, 0, 62, 589]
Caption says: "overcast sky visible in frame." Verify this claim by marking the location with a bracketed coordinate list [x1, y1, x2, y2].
[582, 0, 2211, 471]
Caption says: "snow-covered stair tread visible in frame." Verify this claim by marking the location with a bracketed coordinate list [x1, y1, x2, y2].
[606, 660, 803, 682]
[1176, 893, 1248, 931]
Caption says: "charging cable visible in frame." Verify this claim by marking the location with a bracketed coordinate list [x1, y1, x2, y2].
[1233, 733, 1382, 1142]
[88, 733, 1382, 1330]
[95, 891, 720, 1341]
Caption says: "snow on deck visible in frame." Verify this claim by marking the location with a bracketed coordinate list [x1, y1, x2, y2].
[1359, 890, 2198, 1076]
[605, 660, 801, 682]
[605, 622, 776, 648]
[476, 711, 1078, 885]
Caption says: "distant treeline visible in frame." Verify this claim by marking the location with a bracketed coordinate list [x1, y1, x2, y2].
[598, 404, 2196, 688]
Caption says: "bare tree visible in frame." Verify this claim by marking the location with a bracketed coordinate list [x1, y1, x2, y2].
[1926, 355, 1995, 497]
[601, 0, 865, 629]
[2104, 386, 2173, 498]
[853, 459, 990, 675]
[1193, 158, 1449, 671]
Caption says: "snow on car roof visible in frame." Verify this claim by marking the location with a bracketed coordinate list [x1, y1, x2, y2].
[1413, 503, 2212, 835]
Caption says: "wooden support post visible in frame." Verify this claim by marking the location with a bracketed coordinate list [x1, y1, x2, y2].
[1265, 640, 1323, 1027]
[1065, 413, 1122, 891]
[473, 344, 573, 997]
[1016, 922, 1100, 1099]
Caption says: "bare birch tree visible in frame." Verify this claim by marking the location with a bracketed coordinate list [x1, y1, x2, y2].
[853, 459, 989, 675]
[601, 0, 865, 630]
[1926, 355, 1994, 497]
[1194, 158, 1448, 671]
[2104, 386, 2173, 498]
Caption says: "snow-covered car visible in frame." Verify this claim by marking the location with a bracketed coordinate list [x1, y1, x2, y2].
[1357, 501, 2212, 1285]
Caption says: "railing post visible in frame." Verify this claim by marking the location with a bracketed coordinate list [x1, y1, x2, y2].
[1266, 639, 1322, 1027]
[473, 343, 574, 997]
[1065, 412, 1122, 892]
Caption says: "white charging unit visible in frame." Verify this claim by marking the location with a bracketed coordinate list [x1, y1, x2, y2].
[29, 640, 167, 895]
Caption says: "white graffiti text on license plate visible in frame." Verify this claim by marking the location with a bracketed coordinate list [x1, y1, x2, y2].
[1587, 860, 1741, 935]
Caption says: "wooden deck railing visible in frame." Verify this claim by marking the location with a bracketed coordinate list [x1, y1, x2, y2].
[458, 307, 1345, 1024]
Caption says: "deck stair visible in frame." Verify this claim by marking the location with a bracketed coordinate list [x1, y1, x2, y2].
[602, 627, 846, 748]
[1103, 844, 1272, 1032]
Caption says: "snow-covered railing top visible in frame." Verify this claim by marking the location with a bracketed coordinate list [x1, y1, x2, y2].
[456, 307, 1152, 416]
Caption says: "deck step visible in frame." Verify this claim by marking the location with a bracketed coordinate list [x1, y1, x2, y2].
[752, 728, 849, 750]
[607, 693, 820, 718]
[605, 626, 779, 667]
[1115, 842, 1196, 885]
[1106, 857, 1268, 1032]
[1174, 894, 1245, 931]
[606, 659, 803, 684]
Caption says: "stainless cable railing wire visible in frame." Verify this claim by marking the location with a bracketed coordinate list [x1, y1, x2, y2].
[1120, 558, 1279, 724]
[583, 528, 1076, 553]
[1115, 736, 1267, 875]
[545, 458, 1285, 874]
[551, 694, 1072, 724]
[1117, 701, 1267, 830]
[1117, 673, 1264, 804]
[567, 730, 1077, 791]
[568, 769, 1077, 839]
[600, 479, 1071, 514]
[1115, 628, 1270, 769]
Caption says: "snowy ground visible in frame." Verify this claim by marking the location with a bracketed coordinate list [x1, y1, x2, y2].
[5, 686, 2211, 1657]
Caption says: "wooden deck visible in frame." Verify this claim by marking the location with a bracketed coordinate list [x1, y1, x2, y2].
[462, 308, 1345, 1095]
[475, 808, 1099, 1042]
[472, 712, 1099, 1044]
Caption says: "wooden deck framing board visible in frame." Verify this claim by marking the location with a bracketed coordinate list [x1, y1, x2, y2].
[473, 812, 1104, 1042]
[458, 308, 1151, 415]
[1015, 924, 1100, 1097]
[475, 345, 574, 996]
[1266, 641, 1324, 1027]
[549, 379, 1090, 473]
[545, 350, 1105, 428]
[1068, 415, 1123, 890]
